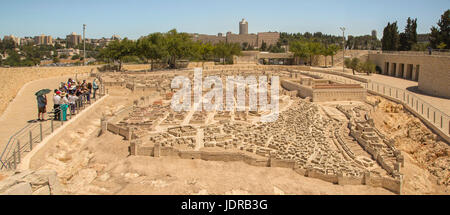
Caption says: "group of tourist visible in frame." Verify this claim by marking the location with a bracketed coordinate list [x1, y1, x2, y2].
[36, 78, 99, 121]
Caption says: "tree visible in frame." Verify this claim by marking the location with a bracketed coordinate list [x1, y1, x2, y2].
[165, 29, 196, 68]
[98, 38, 136, 71]
[437, 42, 447, 50]
[137, 32, 168, 70]
[411, 42, 430, 51]
[430, 10, 450, 49]
[361, 61, 376, 75]
[71, 54, 80, 60]
[322, 46, 331, 67]
[399, 17, 418, 51]
[307, 42, 323, 66]
[52, 56, 60, 64]
[350, 58, 360, 75]
[328, 44, 340, 66]
[197, 42, 215, 61]
[381, 22, 400, 51]
[213, 42, 241, 64]
[344, 58, 351, 71]
[289, 40, 310, 65]
[260, 41, 267, 51]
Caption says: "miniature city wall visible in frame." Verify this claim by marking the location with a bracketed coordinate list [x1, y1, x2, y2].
[280, 73, 367, 102]
[128, 142, 402, 194]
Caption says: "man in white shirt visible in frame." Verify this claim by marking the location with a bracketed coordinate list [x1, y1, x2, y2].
[53, 90, 61, 120]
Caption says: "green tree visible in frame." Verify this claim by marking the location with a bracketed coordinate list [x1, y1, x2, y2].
[213, 42, 241, 65]
[381, 22, 400, 51]
[437, 42, 447, 49]
[197, 42, 215, 61]
[52, 56, 60, 64]
[430, 10, 450, 49]
[137, 32, 168, 70]
[344, 58, 351, 70]
[98, 38, 136, 71]
[71, 54, 80, 60]
[411, 42, 430, 51]
[399, 17, 418, 51]
[328, 44, 340, 66]
[260, 41, 267, 51]
[307, 42, 323, 66]
[289, 40, 310, 65]
[350, 58, 361, 75]
[165, 29, 196, 68]
[361, 61, 376, 75]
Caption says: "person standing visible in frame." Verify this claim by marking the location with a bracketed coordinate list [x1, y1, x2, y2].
[37, 94, 47, 121]
[59, 92, 69, 121]
[92, 79, 98, 99]
[87, 82, 92, 104]
[68, 93, 78, 115]
[53, 90, 61, 120]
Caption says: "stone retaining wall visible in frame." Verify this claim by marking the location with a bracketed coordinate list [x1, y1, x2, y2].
[129, 143, 403, 194]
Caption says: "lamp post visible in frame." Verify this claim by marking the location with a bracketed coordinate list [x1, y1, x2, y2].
[83, 24, 86, 66]
[340, 27, 346, 73]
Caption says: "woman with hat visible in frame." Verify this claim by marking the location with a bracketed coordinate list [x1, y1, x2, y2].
[59, 92, 69, 121]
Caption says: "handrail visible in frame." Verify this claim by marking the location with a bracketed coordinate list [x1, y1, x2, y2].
[302, 69, 449, 139]
[1, 83, 106, 170]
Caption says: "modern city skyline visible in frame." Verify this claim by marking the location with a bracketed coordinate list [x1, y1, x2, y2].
[0, 0, 449, 40]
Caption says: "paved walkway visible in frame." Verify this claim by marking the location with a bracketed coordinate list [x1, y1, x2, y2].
[314, 67, 450, 116]
[0, 74, 90, 152]
[354, 74, 450, 115]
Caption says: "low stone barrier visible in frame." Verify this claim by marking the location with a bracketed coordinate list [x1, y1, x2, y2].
[128, 143, 403, 194]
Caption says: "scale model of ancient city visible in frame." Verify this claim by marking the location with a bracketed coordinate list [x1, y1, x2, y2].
[0, 16, 449, 195]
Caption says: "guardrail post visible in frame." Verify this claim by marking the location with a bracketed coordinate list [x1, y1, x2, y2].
[13, 150, 16, 169]
[40, 122, 43, 142]
[61, 108, 64, 125]
[29, 131, 33, 150]
[17, 140, 20, 163]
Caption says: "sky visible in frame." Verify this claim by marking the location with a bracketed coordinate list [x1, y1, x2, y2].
[0, 0, 449, 40]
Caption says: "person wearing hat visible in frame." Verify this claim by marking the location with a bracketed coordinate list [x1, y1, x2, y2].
[53, 89, 61, 120]
[59, 92, 69, 121]
[37, 93, 47, 121]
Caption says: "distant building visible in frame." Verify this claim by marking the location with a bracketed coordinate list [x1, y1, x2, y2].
[57, 48, 80, 57]
[66, 32, 82, 47]
[34, 34, 53, 45]
[20, 37, 34, 46]
[371, 30, 377, 39]
[191, 19, 280, 49]
[3, 35, 21, 46]
[239, 18, 248, 35]
[111, 35, 121, 40]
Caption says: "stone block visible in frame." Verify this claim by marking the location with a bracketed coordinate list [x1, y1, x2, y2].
[32, 185, 50, 195]
[3, 182, 32, 195]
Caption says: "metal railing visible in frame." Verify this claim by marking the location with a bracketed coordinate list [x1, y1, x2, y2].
[366, 81, 449, 138]
[0, 84, 107, 170]
[303, 70, 450, 139]
[368, 49, 450, 56]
